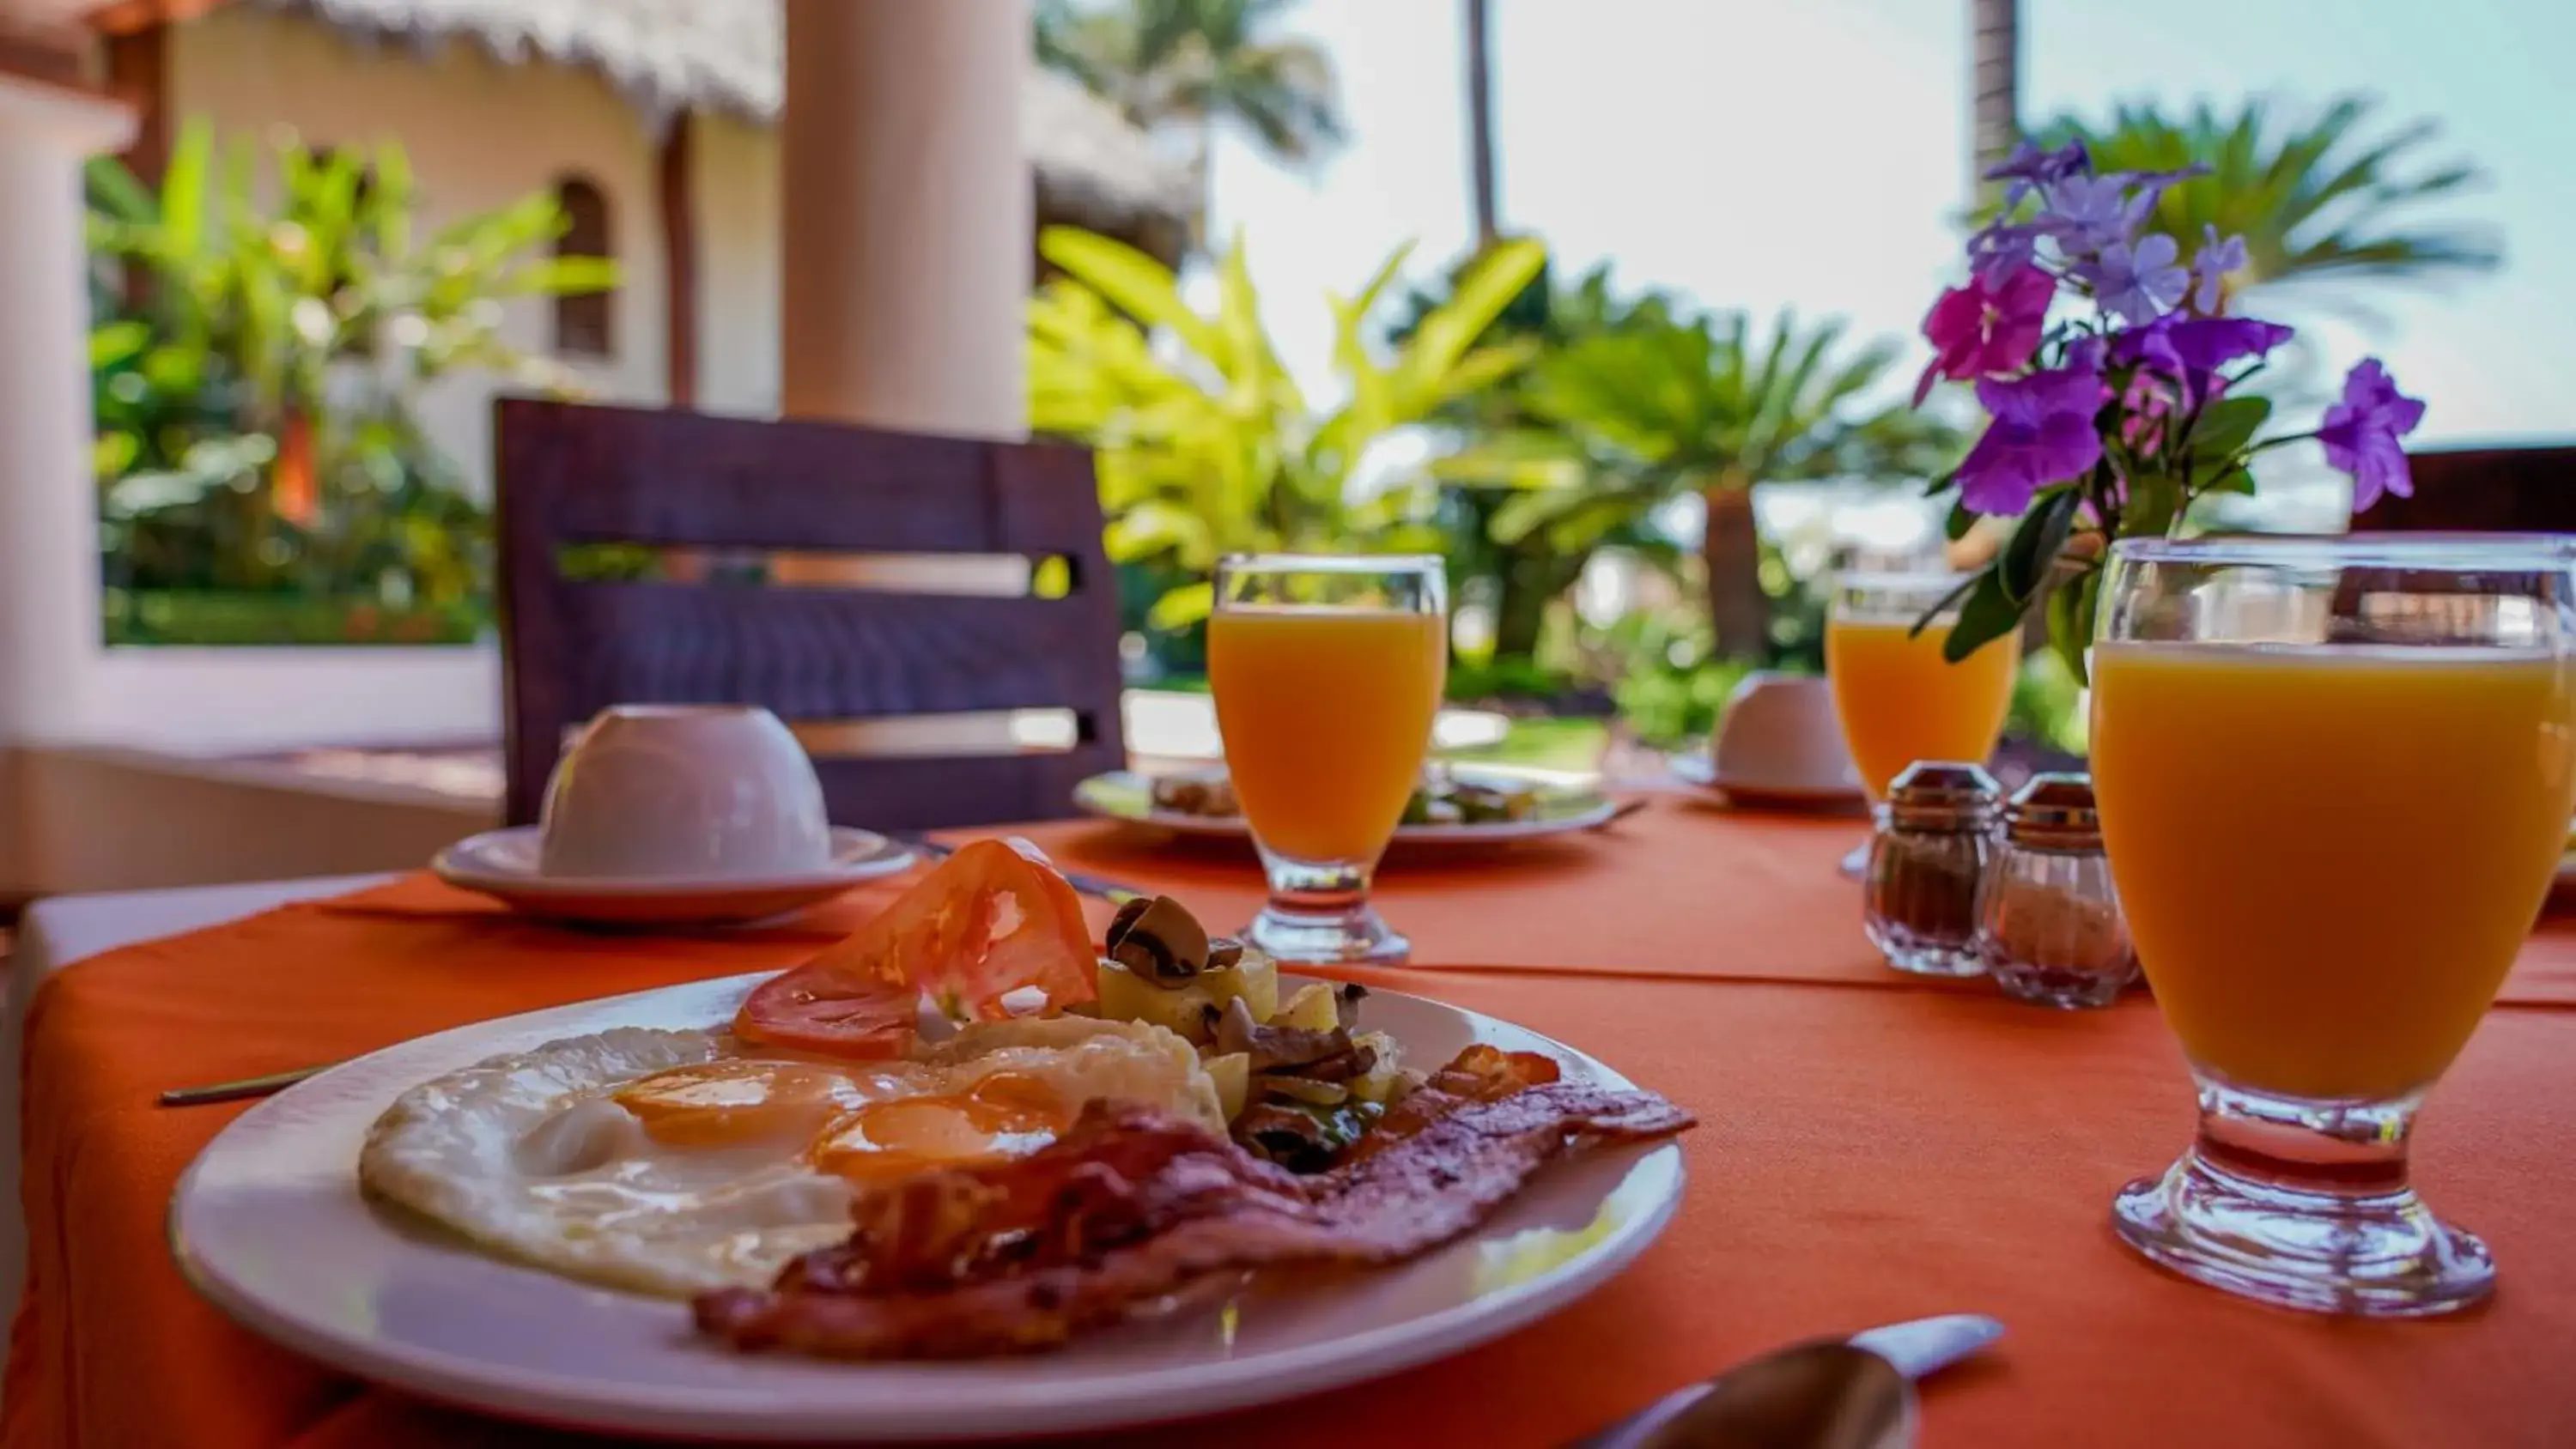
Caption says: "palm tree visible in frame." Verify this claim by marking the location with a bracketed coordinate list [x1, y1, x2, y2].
[2040, 96, 2500, 306]
[1968, 0, 2020, 203]
[1036, 0, 1347, 240]
[1451, 308, 1960, 660]
[1463, 0, 1498, 243]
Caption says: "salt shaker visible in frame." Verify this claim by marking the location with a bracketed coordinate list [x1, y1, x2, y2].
[1862, 761, 2000, 977]
[1977, 773, 2138, 1008]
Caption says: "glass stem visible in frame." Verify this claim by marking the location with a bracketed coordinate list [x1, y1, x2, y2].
[2190, 1073, 2419, 1198]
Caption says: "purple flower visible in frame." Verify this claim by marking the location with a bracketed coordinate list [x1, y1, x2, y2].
[1915, 264, 2056, 404]
[2189, 226, 2247, 313]
[2318, 359, 2427, 512]
[2038, 174, 2134, 255]
[2111, 314, 2294, 374]
[1955, 360, 2113, 515]
[2078, 234, 2190, 325]
[1984, 140, 2091, 206]
[1965, 221, 2044, 289]
[2113, 165, 2212, 230]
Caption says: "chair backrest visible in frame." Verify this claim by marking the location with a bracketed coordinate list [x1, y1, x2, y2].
[495, 398, 1127, 832]
[2354, 446, 2576, 533]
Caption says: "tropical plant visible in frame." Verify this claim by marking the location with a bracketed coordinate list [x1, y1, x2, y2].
[1447, 306, 1960, 660]
[2035, 95, 2499, 310]
[1463, 0, 1499, 242]
[88, 120, 617, 634]
[1027, 225, 1547, 628]
[1036, 0, 1346, 239]
[1388, 259, 1685, 669]
[1968, 0, 2020, 202]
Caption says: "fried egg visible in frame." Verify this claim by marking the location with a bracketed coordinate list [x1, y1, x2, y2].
[359, 1016, 1220, 1297]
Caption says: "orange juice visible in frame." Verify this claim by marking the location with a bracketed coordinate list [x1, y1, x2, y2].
[1824, 616, 2020, 797]
[1208, 607, 1447, 863]
[2092, 643, 2576, 1100]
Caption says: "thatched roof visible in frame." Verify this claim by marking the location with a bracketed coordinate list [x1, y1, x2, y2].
[256, 0, 1195, 241]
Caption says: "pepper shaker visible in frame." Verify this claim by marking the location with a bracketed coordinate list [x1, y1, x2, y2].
[1977, 773, 2138, 1008]
[1862, 761, 2000, 977]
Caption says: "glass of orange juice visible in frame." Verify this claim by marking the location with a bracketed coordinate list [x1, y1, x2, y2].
[1825, 573, 2020, 875]
[2093, 534, 2576, 1316]
[1207, 554, 1448, 962]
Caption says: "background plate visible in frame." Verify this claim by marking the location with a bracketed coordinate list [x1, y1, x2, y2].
[171, 973, 1686, 1442]
[1074, 768, 1620, 846]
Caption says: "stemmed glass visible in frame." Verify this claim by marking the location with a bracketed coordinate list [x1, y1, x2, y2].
[1824, 572, 2021, 876]
[2091, 534, 2576, 1315]
[1206, 555, 1449, 962]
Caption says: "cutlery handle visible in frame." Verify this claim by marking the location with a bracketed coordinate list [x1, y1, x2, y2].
[1849, 1313, 2004, 1381]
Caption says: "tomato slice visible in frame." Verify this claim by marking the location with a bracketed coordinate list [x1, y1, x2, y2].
[737, 839, 1098, 1057]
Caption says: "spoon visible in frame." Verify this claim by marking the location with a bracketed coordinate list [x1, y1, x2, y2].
[1568, 1313, 2002, 1449]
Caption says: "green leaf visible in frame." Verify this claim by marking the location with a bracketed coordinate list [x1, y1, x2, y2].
[2046, 567, 2101, 685]
[2198, 466, 2257, 495]
[1943, 567, 2026, 664]
[2121, 474, 2183, 537]
[2188, 395, 2271, 458]
[1997, 489, 2080, 604]
[88, 322, 151, 369]
[1944, 500, 1978, 543]
[1906, 572, 1981, 640]
[1038, 227, 1228, 365]
[1145, 580, 1216, 631]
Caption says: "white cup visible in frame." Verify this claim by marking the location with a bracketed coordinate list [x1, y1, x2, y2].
[538, 705, 834, 879]
[1710, 672, 1862, 792]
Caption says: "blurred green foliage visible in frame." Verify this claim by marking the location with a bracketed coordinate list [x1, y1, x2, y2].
[88, 121, 616, 642]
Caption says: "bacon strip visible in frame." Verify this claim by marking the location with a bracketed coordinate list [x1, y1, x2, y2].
[694, 1071, 1693, 1360]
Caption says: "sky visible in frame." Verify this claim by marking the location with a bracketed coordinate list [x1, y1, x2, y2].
[1200, 0, 2576, 455]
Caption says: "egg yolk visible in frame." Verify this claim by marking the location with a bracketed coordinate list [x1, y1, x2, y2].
[805, 1071, 1070, 1185]
[611, 1060, 866, 1148]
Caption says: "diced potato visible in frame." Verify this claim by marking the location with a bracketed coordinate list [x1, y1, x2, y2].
[1348, 1030, 1408, 1102]
[1095, 956, 1279, 1042]
[1205, 1051, 1251, 1121]
[1096, 960, 1213, 1038]
[1209, 953, 1279, 1024]
[1276, 982, 1340, 1034]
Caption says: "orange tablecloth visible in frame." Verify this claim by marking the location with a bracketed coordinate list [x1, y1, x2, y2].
[12, 806, 2576, 1447]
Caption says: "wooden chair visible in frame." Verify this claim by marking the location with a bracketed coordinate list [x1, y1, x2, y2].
[494, 398, 1127, 833]
[2353, 446, 2576, 533]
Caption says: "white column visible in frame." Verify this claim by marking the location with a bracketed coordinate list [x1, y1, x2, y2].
[0, 78, 133, 747]
[779, 0, 1030, 438]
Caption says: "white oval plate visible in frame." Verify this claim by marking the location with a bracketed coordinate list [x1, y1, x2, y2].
[170, 974, 1686, 1442]
[1667, 755, 1869, 809]
[1075, 769, 1622, 846]
[430, 828, 914, 926]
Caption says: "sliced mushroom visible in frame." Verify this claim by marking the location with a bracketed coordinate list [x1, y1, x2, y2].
[1103, 894, 1212, 986]
[1214, 997, 1355, 1073]
[1333, 982, 1368, 1034]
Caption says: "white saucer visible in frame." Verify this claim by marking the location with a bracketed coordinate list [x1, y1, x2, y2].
[430, 827, 914, 926]
[1668, 755, 1869, 810]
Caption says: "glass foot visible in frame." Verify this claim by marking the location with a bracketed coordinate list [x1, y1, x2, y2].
[1243, 902, 1410, 965]
[2111, 1083, 2494, 1318]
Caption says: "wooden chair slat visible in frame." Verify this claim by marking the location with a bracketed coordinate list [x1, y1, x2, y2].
[496, 399, 1127, 832]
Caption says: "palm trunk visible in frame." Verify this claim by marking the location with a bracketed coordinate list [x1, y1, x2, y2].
[1462, 0, 1499, 243]
[1969, 0, 2020, 204]
[1701, 484, 1768, 661]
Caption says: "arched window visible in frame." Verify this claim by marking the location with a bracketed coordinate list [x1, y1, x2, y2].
[553, 175, 613, 358]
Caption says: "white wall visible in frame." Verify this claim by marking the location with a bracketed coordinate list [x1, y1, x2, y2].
[167, 7, 671, 496]
[691, 112, 783, 416]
